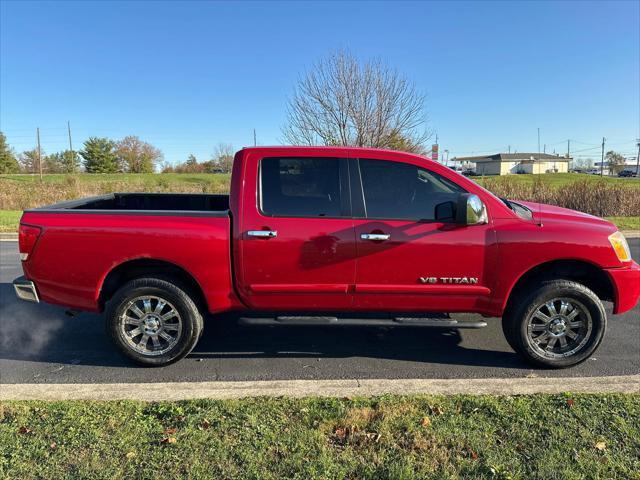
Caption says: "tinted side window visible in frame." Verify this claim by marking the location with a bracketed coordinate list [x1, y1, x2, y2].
[359, 159, 464, 221]
[261, 157, 342, 217]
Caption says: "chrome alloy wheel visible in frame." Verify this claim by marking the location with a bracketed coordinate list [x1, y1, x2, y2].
[119, 295, 182, 356]
[526, 297, 593, 359]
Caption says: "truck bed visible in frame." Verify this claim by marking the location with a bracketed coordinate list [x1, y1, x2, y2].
[30, 193, 230, 214]
[20, 192, 234, 313]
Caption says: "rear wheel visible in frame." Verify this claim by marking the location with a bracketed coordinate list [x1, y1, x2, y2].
[106, 277, 203, 366]
[502, 280, 606, 368]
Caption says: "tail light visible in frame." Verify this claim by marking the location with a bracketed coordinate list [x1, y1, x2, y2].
[18, 224, 42, 261]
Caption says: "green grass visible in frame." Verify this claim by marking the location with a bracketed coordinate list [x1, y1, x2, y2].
[1, 394, 638, 479]
[607, 216, 640, 231]
[0, 210, 21, 232]
[474, 173, 640, 188]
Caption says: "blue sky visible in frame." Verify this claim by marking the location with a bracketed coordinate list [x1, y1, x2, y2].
[1, 0, 638, 165]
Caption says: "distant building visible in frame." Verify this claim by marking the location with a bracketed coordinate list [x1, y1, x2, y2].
[455, 153, 571, 175]
[595, 159, 640, 175]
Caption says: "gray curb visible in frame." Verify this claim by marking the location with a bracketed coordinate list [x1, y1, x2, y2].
[1, 375, 638, 400]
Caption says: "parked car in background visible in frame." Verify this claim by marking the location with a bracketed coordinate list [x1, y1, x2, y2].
[618, 169, 637, 177]
[587, 168, 601, 175]
[14, 147, 640, 368]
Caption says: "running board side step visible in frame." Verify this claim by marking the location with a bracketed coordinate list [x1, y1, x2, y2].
[238, 316, 487, 328]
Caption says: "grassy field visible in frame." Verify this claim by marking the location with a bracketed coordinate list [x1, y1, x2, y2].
[606, 216, 640, 231]
[0, 210, 21, 232]
[0, 173, 231, 211]
[473, 172, 640, 188]
[1, 394, 639, 480]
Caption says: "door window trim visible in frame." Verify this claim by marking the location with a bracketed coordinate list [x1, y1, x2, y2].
[350, 157, 468, 223]
[257, 156, 352, 219]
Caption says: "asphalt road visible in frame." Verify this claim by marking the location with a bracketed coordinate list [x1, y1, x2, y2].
[1, 240, 638, 384]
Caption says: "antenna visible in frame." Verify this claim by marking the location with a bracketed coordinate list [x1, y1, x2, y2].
[536, 128, 542, 226]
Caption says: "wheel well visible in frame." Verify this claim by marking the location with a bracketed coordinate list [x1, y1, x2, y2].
[98, 258, 208, 311]
[505, 260, 614, 312]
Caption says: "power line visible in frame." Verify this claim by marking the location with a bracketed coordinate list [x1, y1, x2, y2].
[36, 128, 43, 181]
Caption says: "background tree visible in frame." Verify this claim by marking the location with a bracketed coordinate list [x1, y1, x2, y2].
[170, 154, 205, 173]
[18, 149, 40, 174]
[80, 137, 118, 173]
[0, 132, 20, 173]
[211, 143, 234, 173]
[44, 152, 64, 173]
[605, 150, 625, 168]
[116, 136, 163, 173]
[185, 154, 199, 171]
[60, 149, 80, 173]
[160, 161, 174, 173]
[282, 50, 430, 153]
[42, 150, 80, 173]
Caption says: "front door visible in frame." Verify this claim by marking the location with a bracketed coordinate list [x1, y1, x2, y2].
[239, 156, 356, 310]
[351, 158, 496, 312]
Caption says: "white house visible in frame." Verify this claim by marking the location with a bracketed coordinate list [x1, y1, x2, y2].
[455, 153, 571, 175]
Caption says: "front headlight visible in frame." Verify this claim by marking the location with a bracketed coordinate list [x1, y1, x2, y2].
[608, 231, 631, 262]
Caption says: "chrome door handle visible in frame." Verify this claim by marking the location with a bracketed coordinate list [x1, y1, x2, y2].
[247, 230, 278, 238]
[360, 233, 390, 241]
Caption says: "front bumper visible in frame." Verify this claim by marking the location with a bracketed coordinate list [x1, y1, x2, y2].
[606, 261, 640, 314]
[13, 276, 39, 303]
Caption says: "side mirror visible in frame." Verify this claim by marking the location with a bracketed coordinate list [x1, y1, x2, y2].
[456, 193, 488, 225]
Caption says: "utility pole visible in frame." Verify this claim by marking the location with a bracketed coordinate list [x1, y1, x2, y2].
[567, 139, 571, 170]
[635, 139, 639, 176]
[36, 127, 43, 180]
[67, 121, 74, 173]
[600, 137, 606, 176]
[508, 145, 511, 154]
[67, 121, 73, 152]
[253, 129, 257, 147]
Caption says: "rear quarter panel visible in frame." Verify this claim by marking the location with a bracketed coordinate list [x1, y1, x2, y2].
[21, 212, 236, 313]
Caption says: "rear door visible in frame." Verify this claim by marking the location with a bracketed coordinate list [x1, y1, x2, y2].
[238, 155, 356, 310]
[351, 157, 496, 312]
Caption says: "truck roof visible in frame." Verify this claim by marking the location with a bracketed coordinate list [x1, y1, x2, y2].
[240, 145, 433, 160]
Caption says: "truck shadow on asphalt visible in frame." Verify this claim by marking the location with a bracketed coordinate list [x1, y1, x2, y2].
[0, 284, 530, 370]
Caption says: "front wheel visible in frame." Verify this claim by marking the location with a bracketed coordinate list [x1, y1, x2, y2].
[106, 277, 204, 366]
[502, 280, 606, 368]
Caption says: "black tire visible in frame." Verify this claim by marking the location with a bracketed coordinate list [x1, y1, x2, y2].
[106, 277, 204, 366]
[502, 279, 606, 368]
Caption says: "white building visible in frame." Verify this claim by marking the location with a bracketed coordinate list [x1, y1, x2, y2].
[455, 153, 571, 176]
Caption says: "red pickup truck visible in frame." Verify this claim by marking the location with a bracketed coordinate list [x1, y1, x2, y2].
[14, 147, 640, 368]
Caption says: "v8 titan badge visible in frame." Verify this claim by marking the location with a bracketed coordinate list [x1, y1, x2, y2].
[419, 277, 479, 284]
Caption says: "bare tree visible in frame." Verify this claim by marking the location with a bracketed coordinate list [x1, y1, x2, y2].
[211, 143, 235, 173]
[282, 50, 430, 153]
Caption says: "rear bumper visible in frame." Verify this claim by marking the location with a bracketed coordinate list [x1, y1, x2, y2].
[13, 276, 39, 303]
[606, 261, 640, 314]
